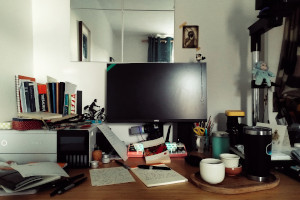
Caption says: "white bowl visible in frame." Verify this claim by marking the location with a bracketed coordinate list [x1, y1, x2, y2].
[200, 158, 225, 184]
[220, 153, 240, 168]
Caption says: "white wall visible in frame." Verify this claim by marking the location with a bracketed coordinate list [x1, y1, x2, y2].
[175, 0, 263, 130]
[0, 0, 33, 122]
[0, 0, 283, 144]
[123, 34, 148, 62]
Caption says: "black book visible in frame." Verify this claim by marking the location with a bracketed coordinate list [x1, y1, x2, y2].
[76, 90, 82, 115]
[23, 81, 31, 112]
[58, 82, 65, 114]
[0, 170, 42, 191]
[28, 82, 36, 112]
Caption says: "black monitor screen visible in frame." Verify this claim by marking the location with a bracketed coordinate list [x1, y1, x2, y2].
[106, 62, 207, 123]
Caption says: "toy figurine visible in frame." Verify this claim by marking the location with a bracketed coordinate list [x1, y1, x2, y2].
[83, 99, 106, 121]
[252, 61, 275, 87]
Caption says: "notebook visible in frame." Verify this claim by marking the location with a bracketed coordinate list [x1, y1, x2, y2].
[131, 164, 188, 187]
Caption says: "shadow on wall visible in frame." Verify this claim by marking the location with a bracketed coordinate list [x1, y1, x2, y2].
[227, 1, 251, 125]
[214, 113, 227, 131]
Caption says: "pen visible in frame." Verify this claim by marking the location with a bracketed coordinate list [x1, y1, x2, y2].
[49, 173, 85, 196]
[138, 165, 171, 170]
[57, 177, 87, 195]
[115, 160, 131, 170]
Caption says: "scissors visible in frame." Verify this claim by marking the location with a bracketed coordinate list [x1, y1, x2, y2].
[193, 126, 205, 136]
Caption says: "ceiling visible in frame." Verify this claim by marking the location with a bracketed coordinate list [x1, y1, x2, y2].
[71, 0, 174, 36]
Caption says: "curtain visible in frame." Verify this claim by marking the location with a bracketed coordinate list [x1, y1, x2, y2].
[274, 7, 300, 125]
[147, 36, 173, 62]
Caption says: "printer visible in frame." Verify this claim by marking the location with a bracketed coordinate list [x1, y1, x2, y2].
[0, 129, 57, 164]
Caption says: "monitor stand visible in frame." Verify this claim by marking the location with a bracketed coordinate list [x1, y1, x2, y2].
[173, 122, 196, 152]
[146, 123, 164, 141]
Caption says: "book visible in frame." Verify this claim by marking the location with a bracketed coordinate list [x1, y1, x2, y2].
[33, 82, 40, 112]
[18, 112, 63, 120]
[58, 82, 65, 114]
[64, 81, 77, 115]
[23, 81, 31, 112]
[15, 75, 36, 113]
[70, 93, 76, 114]
[130, 164, 188, 187]
[27, 82, 36, 112]
[76, 90, 82, 115]
[0, 170, 42, 191]
[37, 84, 48, 112]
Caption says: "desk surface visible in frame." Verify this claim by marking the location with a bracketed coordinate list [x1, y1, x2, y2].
[1, 158, 299, 200]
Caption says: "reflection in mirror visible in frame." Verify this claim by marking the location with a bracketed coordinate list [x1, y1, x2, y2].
[123, 10, 174, 62]
[70, 0, 174, 63]
[70, 9, 122, 62]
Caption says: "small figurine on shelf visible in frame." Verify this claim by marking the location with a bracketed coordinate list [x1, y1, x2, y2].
[252, 61, 275, 87]
[83, 99, 106, 121]
[196, 54, 206, 62]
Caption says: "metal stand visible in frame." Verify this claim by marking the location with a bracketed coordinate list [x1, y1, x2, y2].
[248, 12, 283, 126]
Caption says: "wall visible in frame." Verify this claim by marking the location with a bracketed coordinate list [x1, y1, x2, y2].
[0, 0, 33, 122]
[0, 0, 283, 144]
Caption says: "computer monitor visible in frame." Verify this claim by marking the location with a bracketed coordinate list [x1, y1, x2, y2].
[106, 62, 207, 123]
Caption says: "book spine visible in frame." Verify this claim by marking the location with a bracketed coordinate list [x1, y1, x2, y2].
[28, 82, 36, 112]
[76, 90, 82, 115]
[52, 83, 56, 113]
[47, 83, 52, 113]
[19, 80, 27, 113]
[15, 75, 21, 113]
[38, 84, 48, 112]
[33, 82, 40, 112]
[56, 82, 59, 114]
[63, 94, 69, 115]
[23, 81, 31, 112]
[70, 93, 76, 114]
[58, 82, 65, 114]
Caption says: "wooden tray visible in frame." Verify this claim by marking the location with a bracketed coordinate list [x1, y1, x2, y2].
[190, 172, 280, 194]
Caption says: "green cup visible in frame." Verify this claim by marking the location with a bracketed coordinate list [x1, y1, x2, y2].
[212, 131, 230, 158]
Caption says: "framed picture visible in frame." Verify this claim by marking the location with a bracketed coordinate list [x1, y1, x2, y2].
[78, 21, 91, 61]
[182, 25, 199, 48]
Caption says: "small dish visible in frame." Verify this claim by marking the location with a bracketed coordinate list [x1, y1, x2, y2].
[225, 165, 242, 176]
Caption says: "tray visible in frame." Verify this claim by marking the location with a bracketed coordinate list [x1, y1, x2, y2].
[190, 172, 280, 194]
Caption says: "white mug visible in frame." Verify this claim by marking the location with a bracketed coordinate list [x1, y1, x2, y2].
[200, 158, 225, 184]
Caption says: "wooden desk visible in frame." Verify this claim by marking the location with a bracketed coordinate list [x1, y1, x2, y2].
[1, 158, 299, 200]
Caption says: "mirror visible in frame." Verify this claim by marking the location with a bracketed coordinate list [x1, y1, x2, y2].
[70, 0, 174, 62]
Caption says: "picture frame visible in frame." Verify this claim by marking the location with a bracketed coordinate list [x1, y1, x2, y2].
[182, 25, 199, 48]
[78, 21, 91, 61]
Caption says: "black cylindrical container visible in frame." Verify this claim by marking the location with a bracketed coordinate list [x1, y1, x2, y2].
[244, 126, 272, 182]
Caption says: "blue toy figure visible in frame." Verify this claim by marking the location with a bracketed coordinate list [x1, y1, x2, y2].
[252, 61, 275, 87]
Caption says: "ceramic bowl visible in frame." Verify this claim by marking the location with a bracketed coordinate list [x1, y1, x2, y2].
[200, 158, 225, 184]
[220, 153, 240, 168]
[225, 165, 242, 176]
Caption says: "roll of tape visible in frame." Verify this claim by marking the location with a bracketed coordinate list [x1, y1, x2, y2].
[0, 121, 12, 129]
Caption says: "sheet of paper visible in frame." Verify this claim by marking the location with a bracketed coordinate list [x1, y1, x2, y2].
[256, 122, 289, 152]
[97, 124, 128, 161]
[11, 162, 69, 178]
[89, 167, 135, 186]
[131, 164, 187, 187]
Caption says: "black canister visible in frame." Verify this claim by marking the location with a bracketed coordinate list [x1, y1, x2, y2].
[244, 126, 272, 182]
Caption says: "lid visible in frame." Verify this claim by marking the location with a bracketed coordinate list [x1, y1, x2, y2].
[212, 131, 229, 137]
[225, 110, 245, 117]
[244, 126, 272, 135]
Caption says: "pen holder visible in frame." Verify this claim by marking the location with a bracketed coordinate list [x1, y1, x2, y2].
[196, 135, 209, 153]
